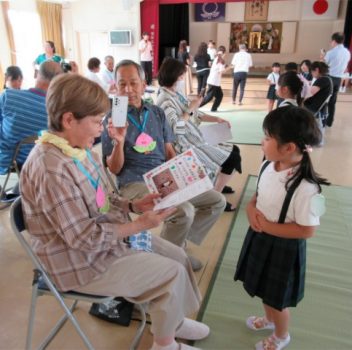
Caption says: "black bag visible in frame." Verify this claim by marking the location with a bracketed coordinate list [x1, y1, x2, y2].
[89, 297, 134, 327]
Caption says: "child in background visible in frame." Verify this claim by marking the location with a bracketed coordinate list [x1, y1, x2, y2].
[276, 71, 303, 107]
[235, 106, 329, 350]
[4, 66, 23, 90]
[266, 62, 281, 112]
[200, 46, 228, 112]
[299, 60, 312, 82]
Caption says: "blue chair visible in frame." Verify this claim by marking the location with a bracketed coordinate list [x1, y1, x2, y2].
[10, 197, 147, 350]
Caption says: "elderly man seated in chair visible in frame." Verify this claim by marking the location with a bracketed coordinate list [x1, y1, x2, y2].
[103, 60, 226, 271]
[0, 61, 62, 200]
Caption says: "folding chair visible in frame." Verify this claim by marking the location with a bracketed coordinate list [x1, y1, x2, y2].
[0, 134, 37, 209]
[10, 197, 146, 350]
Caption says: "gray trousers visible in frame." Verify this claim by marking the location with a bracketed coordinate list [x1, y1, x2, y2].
[232, 71, 248, 103]
[120, 182, 226, 246]
[76, 235, 201, 338]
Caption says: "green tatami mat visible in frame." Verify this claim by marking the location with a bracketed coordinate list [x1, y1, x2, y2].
[199, 109, 267, 145]
[196, 176, 352, 350]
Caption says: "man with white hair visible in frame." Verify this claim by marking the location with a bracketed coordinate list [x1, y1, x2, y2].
[231, 44, 253, 105]
[100, 55, 116, 94]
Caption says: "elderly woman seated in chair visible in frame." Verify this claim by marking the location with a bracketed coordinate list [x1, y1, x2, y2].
[20, 73, 209, 350]
[156, 57, 242, 212]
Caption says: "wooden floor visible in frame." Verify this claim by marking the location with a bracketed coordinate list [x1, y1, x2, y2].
[1, 77, 351, 349]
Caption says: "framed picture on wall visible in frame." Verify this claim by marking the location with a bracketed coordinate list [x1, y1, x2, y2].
[229, 22, 282, 53]
[245, 0, 269, 21]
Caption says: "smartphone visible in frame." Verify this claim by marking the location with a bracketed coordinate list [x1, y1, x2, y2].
[111, 96, 128, 127]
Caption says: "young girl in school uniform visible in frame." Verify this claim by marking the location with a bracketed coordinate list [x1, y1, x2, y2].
[266, 62, 281, 112]
[276, 71, 303, 108]
[235, 106, 329, 350]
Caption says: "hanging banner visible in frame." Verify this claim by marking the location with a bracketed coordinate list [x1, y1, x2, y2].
[140, 0, 159, 77]
[194, 2, 225, 22]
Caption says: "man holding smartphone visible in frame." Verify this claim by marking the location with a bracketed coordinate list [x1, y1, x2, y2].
[102, 60, 226, 271]
[322, 32, 351, 127]
[138, 32, 153, 86]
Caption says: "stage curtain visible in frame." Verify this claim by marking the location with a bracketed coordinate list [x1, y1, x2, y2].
[1, 1, 16, 65]
[36, 0, 65, 57]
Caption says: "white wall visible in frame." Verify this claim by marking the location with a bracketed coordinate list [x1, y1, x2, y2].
[62, 0, 141, 74]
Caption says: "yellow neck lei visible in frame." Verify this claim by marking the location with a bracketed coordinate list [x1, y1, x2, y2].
[36, 131, 87, 161]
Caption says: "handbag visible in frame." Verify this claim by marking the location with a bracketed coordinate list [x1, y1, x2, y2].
[89, 297, 134, 327]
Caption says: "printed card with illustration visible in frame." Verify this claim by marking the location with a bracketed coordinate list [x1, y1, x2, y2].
[143, 148, 213, 210]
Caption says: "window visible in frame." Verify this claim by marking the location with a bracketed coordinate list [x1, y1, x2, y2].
[8, 10, 42, 88]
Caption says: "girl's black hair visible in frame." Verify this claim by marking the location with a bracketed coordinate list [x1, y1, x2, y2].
[272, 62, 281, 68]
[263, 106, 330, 192]
[300, 59, 312, 71]
[278, 71, 303, 106]
[158, 57, 186, 87]
[4, 65, 23, 89]
[311, 61, 329, 75]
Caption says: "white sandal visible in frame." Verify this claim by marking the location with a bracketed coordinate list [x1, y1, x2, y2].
[246, 316, 275, 331]
[255, 333, 291, 350]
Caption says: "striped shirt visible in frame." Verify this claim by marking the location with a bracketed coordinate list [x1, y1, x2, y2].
[156, 87, 230, 181]
[20, 143, 131, 292]
[0, 88, 48, 174]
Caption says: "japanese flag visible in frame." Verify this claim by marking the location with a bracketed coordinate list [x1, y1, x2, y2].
[301, 0, 339, 20]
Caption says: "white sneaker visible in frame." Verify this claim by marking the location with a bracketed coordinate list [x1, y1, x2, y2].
[175, 318, 210, 340]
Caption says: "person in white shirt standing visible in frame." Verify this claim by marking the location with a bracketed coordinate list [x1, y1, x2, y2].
[138, 32, 153, 86]
[231, 44, 253, 105]
[207, 40, 217, 62]
[322, 32, 351, 127]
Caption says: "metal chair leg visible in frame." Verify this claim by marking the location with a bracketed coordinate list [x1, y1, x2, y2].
[26, 283, 40, 350]
[130, 303, 147, 350]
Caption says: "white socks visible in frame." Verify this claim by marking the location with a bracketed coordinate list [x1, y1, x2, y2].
[175, 318, 210, 340]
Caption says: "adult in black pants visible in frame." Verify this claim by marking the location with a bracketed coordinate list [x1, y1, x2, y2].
[231, 44, 253, 105]
[200, 46, 227, 112]
[194, 42, 211, 96]
[322, 32, 351, 127]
